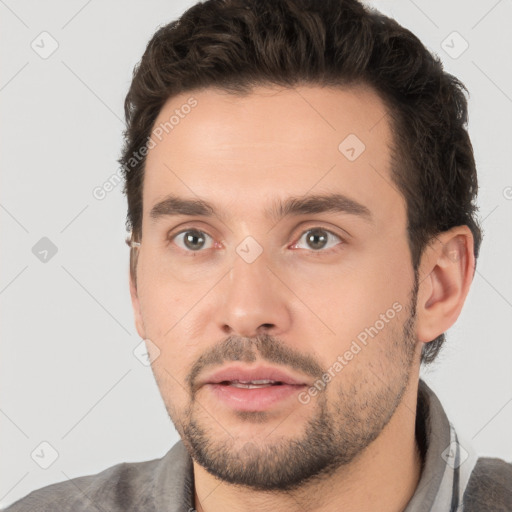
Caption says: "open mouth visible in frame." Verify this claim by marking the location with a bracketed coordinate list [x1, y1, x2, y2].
[219, 379, 286, 389]
[199, 365, 310, 411]
[207, 379, 307, 411]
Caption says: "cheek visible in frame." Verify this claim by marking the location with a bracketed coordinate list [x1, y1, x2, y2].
[149, 357, 191, 424]
[136, 251, 198, 334]
[285, 258, 371, 317]
[138, 282, 178, 339]
[136, 260, 206, 379]
[286, 251, 411, 355]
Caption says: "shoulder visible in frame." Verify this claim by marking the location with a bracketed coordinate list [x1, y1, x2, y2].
[2, 456, 163, 512]
[463, 456, 512, 511]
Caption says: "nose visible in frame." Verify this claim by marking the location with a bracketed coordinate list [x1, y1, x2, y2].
[217, 250, 292, 338]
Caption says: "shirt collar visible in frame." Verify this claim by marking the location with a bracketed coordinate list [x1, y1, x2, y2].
[405, 379, 479, 511]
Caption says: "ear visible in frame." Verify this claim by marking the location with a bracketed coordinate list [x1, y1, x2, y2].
[415, 226, 475, 344]
[129, 249, 146, 339]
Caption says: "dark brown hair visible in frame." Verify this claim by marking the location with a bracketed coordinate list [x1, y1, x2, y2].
[119, 0, 482, 365]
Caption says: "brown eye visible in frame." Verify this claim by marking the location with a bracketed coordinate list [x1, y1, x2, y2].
[173, 229, 213, 251]
[293, 228, 342, 251]
[305, 229, 328, 250]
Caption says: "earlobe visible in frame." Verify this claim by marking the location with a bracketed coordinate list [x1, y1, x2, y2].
[415, 227, 475, 344]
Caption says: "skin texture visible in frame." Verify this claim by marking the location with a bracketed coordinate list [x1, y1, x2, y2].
[129, 85, 475, 512]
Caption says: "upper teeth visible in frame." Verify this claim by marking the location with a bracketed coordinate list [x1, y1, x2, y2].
[239, 380, 275, 384]
[228, 379, 278, 388]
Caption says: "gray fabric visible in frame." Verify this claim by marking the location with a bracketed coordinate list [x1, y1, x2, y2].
[3, 442, 194, 512]
[403, 379, 452, 511]
[463, 457, 512, 511]
[3, 379, 511, 511]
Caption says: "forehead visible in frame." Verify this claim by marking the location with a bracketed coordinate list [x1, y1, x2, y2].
[143, 84, 403, 226]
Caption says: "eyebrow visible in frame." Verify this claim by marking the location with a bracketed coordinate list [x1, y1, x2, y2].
[149, 193, 373, 224]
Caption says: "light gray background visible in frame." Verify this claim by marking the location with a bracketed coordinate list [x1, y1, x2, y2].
[1, 0, 511, 507]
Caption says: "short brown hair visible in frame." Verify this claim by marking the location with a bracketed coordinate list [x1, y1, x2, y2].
[119, 0, 482, 365]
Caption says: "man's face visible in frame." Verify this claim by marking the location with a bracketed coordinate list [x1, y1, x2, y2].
[131, 85, 422, 490]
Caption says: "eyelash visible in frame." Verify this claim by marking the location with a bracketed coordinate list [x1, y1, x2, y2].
[167, 226, 346, 256]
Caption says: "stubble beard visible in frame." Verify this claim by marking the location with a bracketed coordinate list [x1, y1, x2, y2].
[163, 285, 419, 491]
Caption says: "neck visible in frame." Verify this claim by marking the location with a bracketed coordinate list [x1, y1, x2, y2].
[192, 377, 423, 512]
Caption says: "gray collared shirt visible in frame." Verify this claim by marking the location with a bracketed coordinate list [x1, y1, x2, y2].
[4, 379, 512, 511]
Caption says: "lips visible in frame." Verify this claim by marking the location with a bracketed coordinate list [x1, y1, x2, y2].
[200, 365, 310, 388]
[199, 364, 310, 411]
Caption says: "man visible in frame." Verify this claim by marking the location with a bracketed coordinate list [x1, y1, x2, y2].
[5, 0, 511, 510]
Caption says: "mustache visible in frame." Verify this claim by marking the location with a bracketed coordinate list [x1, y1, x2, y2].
[186, 333, 325, 394]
